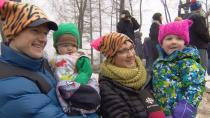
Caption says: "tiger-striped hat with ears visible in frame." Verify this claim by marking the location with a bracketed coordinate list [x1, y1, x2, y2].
[0, 0, 57, 42]
[91, 32, 133, 59]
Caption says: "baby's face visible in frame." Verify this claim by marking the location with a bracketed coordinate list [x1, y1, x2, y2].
[161, 35, 185, 55]
[57, 43, 77, 55]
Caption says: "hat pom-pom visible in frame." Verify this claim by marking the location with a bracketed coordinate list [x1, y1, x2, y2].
[90, 36, 103, 51]
[0, 0, 6, 9]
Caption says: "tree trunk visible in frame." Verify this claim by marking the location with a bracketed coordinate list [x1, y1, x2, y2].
[129, 0, 133, 16]
[89, 0, 93, 64]
[165, 0, 171, 22]
[99, 0, 103, 63]
[161, 0, 171, 23]
[119, 0, 125, 17]
[76, 0, 88, 48]
[110, 0, 114, 32]
[139, 0, 142, 32]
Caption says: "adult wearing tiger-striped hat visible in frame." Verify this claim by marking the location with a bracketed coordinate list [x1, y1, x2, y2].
[90, 32, 165, 118]
[0, 1, 82, 118]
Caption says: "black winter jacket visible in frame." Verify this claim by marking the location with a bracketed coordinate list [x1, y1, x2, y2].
[98, 74, 158, 118]
[117, 17, 140, 41]
[188, 13, 210, 49]
[149, 21, 161, 62]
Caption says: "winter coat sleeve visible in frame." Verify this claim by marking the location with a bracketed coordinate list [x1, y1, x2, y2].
[131, 17, 140, 30]
[99, 81, 130, 118]
[75, 56, 93, 85]
[179, 58, 205, 107]
[0, 77, 69, 118]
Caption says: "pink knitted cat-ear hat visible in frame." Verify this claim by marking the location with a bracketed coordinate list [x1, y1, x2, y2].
[158, 19, 193, 45]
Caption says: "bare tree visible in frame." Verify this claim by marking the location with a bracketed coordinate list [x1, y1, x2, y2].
[76, 0, 88, 48]
[161, 0, 171, 23]
[99, 0, 103, 63]
[115, 0, 119, 27]
[110, 0, 114, 32]
[139, 0, 142, 32]
[89, 0, 93, 64]
[119, 0, 125, 17]
[129, 0, 133, 16]
[51, 0, 74, 23]
[51, 0, 88, 48]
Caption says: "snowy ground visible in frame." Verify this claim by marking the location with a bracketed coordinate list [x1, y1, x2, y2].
[196, 75, 210, 118]
[196, 92, 210, 118]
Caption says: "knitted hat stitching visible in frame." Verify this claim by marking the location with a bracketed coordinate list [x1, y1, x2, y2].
[91, 32, 133, 58]
[53, 23, 80, 48]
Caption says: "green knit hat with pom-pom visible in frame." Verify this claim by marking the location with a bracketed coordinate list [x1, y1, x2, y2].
[53, 23, 80, 48]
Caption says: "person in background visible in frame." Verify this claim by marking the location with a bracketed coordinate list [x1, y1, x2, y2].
[0, 0, 72, 117]
[187, 0, 210, 70]
[143, 13, 163, 72]
[134, 31, 144, 59]
[149, 12, 163, 68]
[208, 43, 210, 75]
[206, 43, 210, 92]
[117, 10, 140, 42]
[152, 19, 205, 118]
[52, 22, 100, 117]
[91, 32, 165, 118]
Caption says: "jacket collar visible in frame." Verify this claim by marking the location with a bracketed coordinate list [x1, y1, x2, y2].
[1, 43, 44, 71]
[155, 46, 200, 63]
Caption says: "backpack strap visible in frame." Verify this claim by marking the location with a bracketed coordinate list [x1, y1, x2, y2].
[0, 61, 52, 94]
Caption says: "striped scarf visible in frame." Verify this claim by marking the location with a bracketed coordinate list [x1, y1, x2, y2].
[100, 57, 146, 90]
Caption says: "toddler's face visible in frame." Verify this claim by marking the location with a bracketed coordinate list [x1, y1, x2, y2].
[161, 35, 185, 55]
[56, 34, 77, 55]
[57, 43, 77, 55]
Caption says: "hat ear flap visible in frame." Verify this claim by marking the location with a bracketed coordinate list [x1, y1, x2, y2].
[90, 36, 104, 51]
[187, 19, 193, 27]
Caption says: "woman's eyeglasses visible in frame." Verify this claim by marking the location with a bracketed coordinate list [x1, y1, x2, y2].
[117, 45, 135, 55]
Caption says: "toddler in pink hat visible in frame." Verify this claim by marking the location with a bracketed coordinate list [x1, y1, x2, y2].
[152, 19, 206, 118]
[158, 19, 192, 45]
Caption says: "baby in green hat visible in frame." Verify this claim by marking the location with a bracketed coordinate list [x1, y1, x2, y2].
[52, 23, 100, 117]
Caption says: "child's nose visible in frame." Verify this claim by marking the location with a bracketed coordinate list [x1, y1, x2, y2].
[171, 38, 177, 44]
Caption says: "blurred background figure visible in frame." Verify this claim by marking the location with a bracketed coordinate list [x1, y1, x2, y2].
[117, 10, 140, 43]
[187, 0, 210, 70]
[144, 13, 163, 71]
[134, 31, 143, 59]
